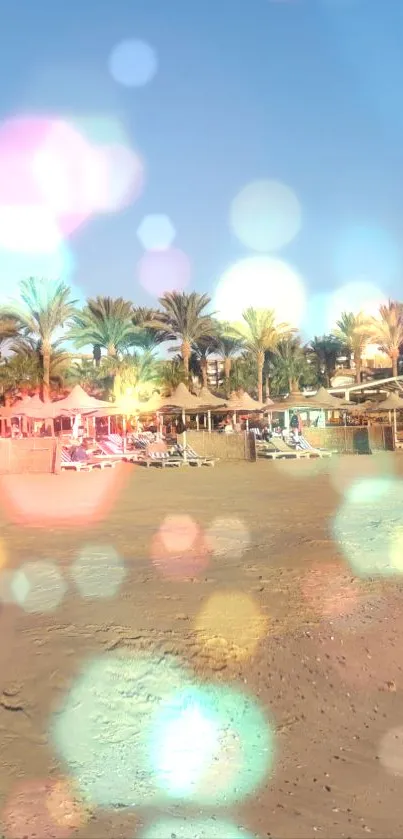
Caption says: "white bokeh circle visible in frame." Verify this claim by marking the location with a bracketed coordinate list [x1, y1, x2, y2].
[214, 256, 306, 327]
[109, 40, 157, 88]
[229, 179, 301, 253]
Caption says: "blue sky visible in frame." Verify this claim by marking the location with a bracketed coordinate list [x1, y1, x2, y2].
[1, 0, 403, 336]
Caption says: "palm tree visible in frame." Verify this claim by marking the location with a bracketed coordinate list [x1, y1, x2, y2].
[192, 337, 218, 388]
[232, 308, 293, 401]
[307, 334, 345, 388]
[69, 296, 137, 358]
[270, 336, 313, 394]
[158, 359, 187, 394]
[0, 278, 77, 401]
[148, 292, 216, 380]
[98, 351, 159, 401]
[0, 318, 20, 358]
[0, 340, 72, 399]
[215, 327, 244, 396]
[334, 312, 371, 384]
[131, 306, 166, 354]
[362, 300, 403, 378]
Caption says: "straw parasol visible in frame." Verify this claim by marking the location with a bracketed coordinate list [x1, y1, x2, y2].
[156, 383, 205, 461]
[52, 385, 111, 413]
[197, 386, 228, 408]
[306, 386, 347, 409]
[266, 391, 318, 411]
[365, 392, 403, 411]
[160, 382, 204, 411]
[226, 390, 264, 412]
[365, 391, 403, 440]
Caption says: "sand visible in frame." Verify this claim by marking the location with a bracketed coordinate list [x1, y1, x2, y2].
[1, 457, 403, 838]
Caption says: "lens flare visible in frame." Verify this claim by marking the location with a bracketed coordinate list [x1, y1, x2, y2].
[149, 683, 274, 804]
[137, 214, 176, 251]
[139, 817, 257, 838]
[329, 452, 396, 497]
[11, 561, 67, 613]
[0, 539, 8, 569]
[0, 242, 75, 302]
[109, 40, 158, 87]
[45, 780, 89, 831]
[31, 119, 106, 235]
[230, 179, 302, 252]
[51, 653, 193, 808]
[301, 562, 361, 620]
[332, 477, 403, 577]
[329, 280, 387, 323]
[195, 591, 268, 661]
[1, 778, 88, 839]
[71, 544, 126, 599]
[0, 468, 128, 528]
[379, 727, 403, 778]
[214, 256, 306, 327]
[0, 569, 17, 604]
[97, 143, 145, 214]
[150, 515, 210, 579]
[138, 247, 191, 296]
[334, 225, 401, 288]
[205, 518, 251, 559]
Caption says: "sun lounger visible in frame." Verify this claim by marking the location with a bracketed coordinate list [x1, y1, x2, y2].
[138, 451, 188, 468]
[297, 436, 333, 457]
[61, 448, 117, 471]
[174, 443, 217, 466]
[95, 439, 141, 462]
[271, 438, 318, 459]
[61, 449, 93, 471]
[256, 441, 297, 460]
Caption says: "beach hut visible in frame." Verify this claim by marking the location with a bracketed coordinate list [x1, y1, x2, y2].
[365, 391, 403, 442]
[158, 384, 205, 459]
[196, 386, 227, 431]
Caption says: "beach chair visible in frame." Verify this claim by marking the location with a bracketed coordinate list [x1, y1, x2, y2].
[256, 441, 297, 460]
[297, 436, 333, 457]
[96, 438, 141, 462]
[271, 437, 319, 459]
[139, 450, 187, 468]
[61, 449, 94, 471]
[175, 443, 217, 466]
[61, 448, 117, 471]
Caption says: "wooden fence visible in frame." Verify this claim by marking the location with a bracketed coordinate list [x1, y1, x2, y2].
[0, 438, 60, 474]
[304, 425, 394, 453]
[185, 431, 256, 461]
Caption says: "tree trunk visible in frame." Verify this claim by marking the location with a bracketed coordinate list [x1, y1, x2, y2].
[42, 343, 51, 402]
[290, 378, 299, 393]
[201, 359, 208, 388]
[224, 358, 231, 396]
[93, 344, 102, 367]
[181, 341, 191, 380]
[107, 344, 117, 357]
[265, 375, 270, 399]
[257, 350, 264, 404]
[391, 352, 398, 378]
[354, 353, 362, 384]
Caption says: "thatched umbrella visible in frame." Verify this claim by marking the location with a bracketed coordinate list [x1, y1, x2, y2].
[266, 392, 318, 411]
[306, 386, 347, 409]
[194, 386, 228, 433]
[159, 382, 204, 411]
[158, 384, 205, 460]
[197, 387, 227, 408]
[365, 391, 403, 440]
[226, 390, 264, 411]
[52, 384, 111, 412]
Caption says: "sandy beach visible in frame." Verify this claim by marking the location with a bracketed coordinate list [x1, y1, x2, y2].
[1, 457, 403, 839]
